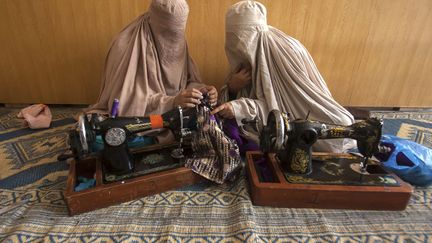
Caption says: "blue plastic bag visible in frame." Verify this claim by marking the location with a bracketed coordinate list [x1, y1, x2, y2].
[375, 135, 432, 186]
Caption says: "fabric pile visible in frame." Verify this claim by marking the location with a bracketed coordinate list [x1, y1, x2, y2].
[185, 106, 242, 184]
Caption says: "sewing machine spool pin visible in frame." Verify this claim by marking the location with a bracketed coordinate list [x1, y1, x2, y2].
[110, 98, 119, 118]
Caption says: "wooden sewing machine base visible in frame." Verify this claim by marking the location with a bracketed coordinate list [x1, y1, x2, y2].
[246, 151, 413, 211]
[65, 153, 204, 216]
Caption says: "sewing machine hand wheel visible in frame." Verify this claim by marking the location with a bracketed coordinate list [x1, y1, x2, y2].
[68, 114, 97, 158]
[260, 110, 286, 153]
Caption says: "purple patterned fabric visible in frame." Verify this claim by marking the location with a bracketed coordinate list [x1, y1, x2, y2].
[221, 118, 274, 181]
[185, 107, 242, 184]
[253, 157, 274, 182]
[222, 119, 259, 154]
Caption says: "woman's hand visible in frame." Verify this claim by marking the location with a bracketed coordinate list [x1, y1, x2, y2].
[174, 88, 203, 108]
[228, 68, 251, 94]
[200, 85, 218, 106]
[211, 102, 235, 119]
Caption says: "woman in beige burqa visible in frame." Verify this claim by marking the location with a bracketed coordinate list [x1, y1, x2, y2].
[212, 0, 355, 152]
[88, 0, 217, 117]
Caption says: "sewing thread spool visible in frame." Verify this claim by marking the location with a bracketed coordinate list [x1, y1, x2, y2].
[110, 99, 119, 118]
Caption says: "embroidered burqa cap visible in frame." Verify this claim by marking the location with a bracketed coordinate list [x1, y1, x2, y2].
[88, 0, 203, 116]
[221, 0, 355, 152]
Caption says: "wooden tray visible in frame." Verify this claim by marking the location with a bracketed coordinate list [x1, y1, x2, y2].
[246, 151, 413, 211]
[65, 154, 204, 216]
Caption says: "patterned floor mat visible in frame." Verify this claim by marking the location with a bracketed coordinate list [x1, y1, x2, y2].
[1, 106, 431, 242]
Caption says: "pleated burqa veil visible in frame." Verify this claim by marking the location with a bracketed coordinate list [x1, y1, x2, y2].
[220, 1, 355, 152]
[88, 0, 203, 117]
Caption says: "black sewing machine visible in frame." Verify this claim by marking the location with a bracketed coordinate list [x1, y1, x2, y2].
[245, 110, 413, 211]
[260, 110, 382, 176]
[68, 106, 196, 175]
[61, 95, 213, 178]
[61, 98, 211, 215]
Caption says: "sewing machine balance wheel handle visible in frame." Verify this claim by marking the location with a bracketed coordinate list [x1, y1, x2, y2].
[77, 114, 91, 154]
[260, 110, 286, 153]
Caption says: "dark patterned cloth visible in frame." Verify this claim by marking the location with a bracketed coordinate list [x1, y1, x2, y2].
[185, 106, 242, 184]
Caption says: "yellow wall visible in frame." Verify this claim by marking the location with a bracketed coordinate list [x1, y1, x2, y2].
[0, 0, 431, 107]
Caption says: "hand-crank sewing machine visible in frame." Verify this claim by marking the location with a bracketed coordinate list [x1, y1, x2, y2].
[62, 98, 211, 215]
[246, 110, 413, 211]
[69, 104, 197, 175]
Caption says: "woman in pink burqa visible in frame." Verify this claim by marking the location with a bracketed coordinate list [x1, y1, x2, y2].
[212, 0, 355, 152]
[88, 0, 217, 117]
[84, 0, 242, 184]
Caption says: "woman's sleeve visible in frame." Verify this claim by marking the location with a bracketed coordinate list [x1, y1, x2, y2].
[219, 72, 238, 102]
[146, 93, 176, 115]
[185, 51, 205, 90]
[219, 85, 230, 103]
[230, 97, 269, 127]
